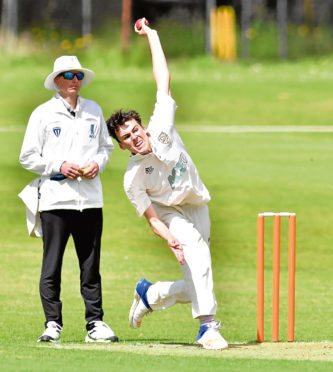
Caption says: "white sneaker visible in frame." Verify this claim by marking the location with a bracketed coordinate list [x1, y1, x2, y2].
[129, 278, 152, 329]
[196, 321, 228, 350]
[37, 321, 62, 343]
[85, 321, 119, 343]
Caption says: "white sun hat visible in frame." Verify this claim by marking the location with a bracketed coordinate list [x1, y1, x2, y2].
[44, 55, 94, 91]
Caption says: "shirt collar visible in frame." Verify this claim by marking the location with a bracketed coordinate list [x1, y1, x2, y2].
[55, 93, 82, 114]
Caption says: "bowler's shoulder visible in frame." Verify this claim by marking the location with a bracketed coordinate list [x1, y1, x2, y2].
[124, 160, 139, 192]
[124, 154, 151, 182]
[125, 155, 144, 174]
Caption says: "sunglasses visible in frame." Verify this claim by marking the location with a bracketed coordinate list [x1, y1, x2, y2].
[58, 71, 85, 80]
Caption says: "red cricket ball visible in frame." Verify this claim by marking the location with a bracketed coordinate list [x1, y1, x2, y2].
[135, 18, 149, 30]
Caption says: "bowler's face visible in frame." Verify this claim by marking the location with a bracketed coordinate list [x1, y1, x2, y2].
[116, 119, 152, 155]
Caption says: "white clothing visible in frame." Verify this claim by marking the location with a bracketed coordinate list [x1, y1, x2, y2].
[18, 177, 42, 237]
[124, 92, 210, 217]
[123, 92, 217, 318]
[148, 204, 217, 318]
[19, 93, 114, 212]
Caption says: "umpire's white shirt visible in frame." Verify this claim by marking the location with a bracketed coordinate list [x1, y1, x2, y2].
[20, 93, 114, 212]
[124, 91, 210, 216]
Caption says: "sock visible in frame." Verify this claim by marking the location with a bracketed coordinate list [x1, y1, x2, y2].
[198, 315, 214, 326]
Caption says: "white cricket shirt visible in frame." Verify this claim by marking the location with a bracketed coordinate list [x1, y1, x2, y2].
[124, 92, 210, 217]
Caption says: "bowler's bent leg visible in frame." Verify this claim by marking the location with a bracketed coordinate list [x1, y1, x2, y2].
[167, 211, 217, 318]
[147, 280, 191, 310]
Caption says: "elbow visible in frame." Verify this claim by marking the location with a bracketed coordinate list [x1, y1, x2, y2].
[19, 153, 27, 168]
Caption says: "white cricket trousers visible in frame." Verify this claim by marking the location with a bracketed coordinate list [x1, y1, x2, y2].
[148, 203, 217, 318]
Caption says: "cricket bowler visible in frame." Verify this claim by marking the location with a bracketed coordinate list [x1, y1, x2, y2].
[106, 18, 228, 350]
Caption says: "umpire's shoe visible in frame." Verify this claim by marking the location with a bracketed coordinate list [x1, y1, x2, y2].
[37, 321, 62, 343]
[129, 278, 152, 328]
[85, 321, 119, 343]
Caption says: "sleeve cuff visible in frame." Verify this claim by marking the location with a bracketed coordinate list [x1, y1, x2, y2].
[136, 198, 152, 217]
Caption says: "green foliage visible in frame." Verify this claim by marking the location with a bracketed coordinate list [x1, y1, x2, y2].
[242, 21, 333, 61]
[3, 18, 333, 62]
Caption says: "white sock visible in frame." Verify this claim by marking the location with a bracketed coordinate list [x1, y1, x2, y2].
[198, 315, 214, 326]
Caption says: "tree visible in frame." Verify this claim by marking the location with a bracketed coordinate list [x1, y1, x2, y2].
[205, 0, 216, 54]
[1, 0, 18, 47]
[277, 0, 288, 59]
[241, 0, 252, 59]
[82, 0, 92, 36]
[122, 0, 132, 52]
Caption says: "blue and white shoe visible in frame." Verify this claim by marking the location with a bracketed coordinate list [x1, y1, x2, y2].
[196, 321, 228, 350]
[129, 278, 152, 328]
[37, 321, 62, 343]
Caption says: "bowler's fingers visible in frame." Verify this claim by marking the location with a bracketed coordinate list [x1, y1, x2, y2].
[134, 18, 149, 35]
[170, 243, 185, 266]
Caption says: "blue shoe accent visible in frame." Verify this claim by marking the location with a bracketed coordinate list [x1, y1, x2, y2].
[136, 278, 152, 310]
[196, 324, 209, 341]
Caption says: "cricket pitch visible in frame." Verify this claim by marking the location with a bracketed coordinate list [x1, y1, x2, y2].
[46, 341, 333, 361]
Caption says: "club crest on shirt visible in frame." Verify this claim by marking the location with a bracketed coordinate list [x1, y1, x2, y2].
[168, 152, 188, 189]
[89, 124, 96, 138]
[158, 132, 170, 145]
[53, 127, 61, 137]
[145, 166, 154, 174]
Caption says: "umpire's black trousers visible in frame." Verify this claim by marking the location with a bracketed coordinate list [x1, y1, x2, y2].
[40, 208, 104, 327]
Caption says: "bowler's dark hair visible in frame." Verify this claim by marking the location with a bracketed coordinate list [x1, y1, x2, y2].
[106, 110, 142, 142]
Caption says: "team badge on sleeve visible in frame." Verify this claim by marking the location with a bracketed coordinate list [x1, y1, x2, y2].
[158, 132, 170, 145]
[53, 127, 61, 137]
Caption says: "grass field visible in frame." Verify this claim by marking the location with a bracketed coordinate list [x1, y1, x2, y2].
[0, 49, 333, 371]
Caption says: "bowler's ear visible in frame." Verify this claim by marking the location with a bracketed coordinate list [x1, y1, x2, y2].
[143, 126, 150, 137]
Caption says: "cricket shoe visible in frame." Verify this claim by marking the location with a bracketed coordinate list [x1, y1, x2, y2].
[37, 321, 62, 343]
[85, 321, 119, 343]
[196, 321, 228, 350]
[129, 278, 152, 328]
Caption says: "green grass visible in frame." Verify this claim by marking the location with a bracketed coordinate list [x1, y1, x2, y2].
[2, 52, 333, 129]
[1, 52, 333, 370]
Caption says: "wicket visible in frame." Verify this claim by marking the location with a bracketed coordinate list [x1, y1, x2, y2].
[257, 212, 296, 342]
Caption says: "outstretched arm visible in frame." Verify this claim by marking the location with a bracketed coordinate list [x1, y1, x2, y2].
[144, 204, 184, 265]
[135, 18, 170, 95]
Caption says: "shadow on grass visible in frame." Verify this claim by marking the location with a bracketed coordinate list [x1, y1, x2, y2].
[125, 339, 261, 349]
[228, 341, 260, 349]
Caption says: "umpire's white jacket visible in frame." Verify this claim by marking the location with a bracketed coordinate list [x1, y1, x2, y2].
[19, 93, 113, 213]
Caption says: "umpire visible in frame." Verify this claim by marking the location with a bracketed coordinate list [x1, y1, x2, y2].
[19, 55, 117, 343]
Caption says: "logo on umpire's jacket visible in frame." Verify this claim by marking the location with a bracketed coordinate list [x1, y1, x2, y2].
[53, 127, 61, 137]
[158, 132, 170, 145]
[89, 124, 96, 138]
